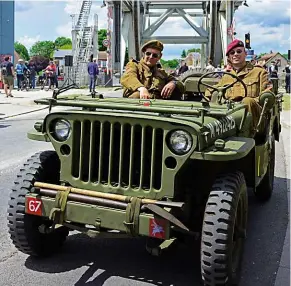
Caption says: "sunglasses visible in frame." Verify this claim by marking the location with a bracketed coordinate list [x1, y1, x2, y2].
[145, 51, 160, 58]
[229, 49, 244, 55]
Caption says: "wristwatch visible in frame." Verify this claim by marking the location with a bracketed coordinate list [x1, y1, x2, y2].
[171, 80, 177, 87]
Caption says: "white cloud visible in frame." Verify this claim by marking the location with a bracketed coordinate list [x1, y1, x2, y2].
[17, 35, 41, 48]
[56, 22, 72, 37]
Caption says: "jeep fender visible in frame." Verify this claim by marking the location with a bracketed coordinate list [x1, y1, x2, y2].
[191, 137, 255, 161]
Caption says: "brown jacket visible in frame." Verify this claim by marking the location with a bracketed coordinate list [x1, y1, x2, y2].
[120, 59, 184, 99]
[205, 63, 269, 100]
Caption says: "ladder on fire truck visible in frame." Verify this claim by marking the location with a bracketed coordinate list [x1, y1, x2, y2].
[72, 0, 94, 86]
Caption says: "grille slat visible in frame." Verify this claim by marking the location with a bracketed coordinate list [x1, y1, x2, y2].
[88, 121, 95, 182]
[71, 120, 163, 191]
[150, 128, 156, 189]
[98, 122, 104, 183]
[79, 121, 85, 180]
[118, 124, 124, 187]
[108, 123, 114, 183]
[128, 125, 135, 188]
[139, 127, 146, 188]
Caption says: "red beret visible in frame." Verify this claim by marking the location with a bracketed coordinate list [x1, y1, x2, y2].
[226, 39, 245, 56]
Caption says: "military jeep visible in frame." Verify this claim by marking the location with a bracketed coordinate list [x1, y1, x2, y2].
[7, 72, 282, 286]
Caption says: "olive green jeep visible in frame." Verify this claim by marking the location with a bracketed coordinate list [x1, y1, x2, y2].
[7, 72, 282, 286]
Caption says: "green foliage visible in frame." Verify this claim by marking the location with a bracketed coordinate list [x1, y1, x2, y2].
[58, 44, 72, 50]
[282, 54, 288, 60]
[181, 49, 187, 57]
[98, 29, 107, 51]
[14, 42, 30, 60]
[30, 55, 49, 72]
[54, 37, 72, 48]
[187, 48, 201, 54]
[30, 41, 56, 58]
[258, 53, 267, 58]
[160, 58, 178, 69]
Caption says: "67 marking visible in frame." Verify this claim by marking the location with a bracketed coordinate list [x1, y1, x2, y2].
[26, 198, 42, 216]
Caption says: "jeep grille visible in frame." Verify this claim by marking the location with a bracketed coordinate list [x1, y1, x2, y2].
[71, 120, 164, 190]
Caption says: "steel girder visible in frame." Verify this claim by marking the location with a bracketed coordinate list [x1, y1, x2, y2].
[110, 0, 242, 81]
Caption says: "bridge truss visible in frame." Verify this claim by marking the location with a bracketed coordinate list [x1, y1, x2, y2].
[105, 0, 243, 78]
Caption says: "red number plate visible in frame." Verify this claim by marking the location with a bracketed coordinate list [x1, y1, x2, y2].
[26, 197, 42, 216]
[149, 218, 167, 239]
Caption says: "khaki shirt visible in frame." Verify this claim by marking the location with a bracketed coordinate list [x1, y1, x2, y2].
[205, 63, 269, 100]
[120, 59, 184, 98]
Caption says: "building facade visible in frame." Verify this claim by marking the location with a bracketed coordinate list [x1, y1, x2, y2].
[0, 1, 14, 62]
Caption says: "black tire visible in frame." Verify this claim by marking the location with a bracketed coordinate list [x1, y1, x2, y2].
[201, 172, 248, 286]
[7, 151, 69, 257]
[254, 135, 275, 201]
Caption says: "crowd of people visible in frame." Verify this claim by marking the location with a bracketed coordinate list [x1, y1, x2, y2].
[175, 56, 290, 93]
[0, 57, 60, 98]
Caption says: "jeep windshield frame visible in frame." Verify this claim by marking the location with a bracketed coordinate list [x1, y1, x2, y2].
[35, 97, 247, 118]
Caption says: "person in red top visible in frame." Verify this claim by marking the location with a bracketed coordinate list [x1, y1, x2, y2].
[44, 61, 57, 87]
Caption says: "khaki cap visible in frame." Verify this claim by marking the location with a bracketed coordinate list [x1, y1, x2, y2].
[141, 40, 164, 52]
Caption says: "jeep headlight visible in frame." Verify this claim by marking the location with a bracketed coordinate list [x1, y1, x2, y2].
[53, 119, 71, 141]
[169, 130, 193, 155]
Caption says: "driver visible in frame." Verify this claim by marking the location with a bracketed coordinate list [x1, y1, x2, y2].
[205, 39, 269, 135]
[120, 40, 184, 100]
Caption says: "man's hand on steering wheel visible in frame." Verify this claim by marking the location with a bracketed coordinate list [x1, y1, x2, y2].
[197, 71, 248, 102]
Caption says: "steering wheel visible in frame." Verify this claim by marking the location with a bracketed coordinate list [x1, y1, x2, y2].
[197, 71, 247, 102]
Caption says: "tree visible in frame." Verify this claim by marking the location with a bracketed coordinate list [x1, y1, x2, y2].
[58, 43, 72, 50]
[30, 55, 49, 72]
[14, 42, 30, 60]
[30, 41, 56, 58]
[54, 37, 72, 49]
[98, 29, 107, 51]
[181, 50, 187, 58]
[187, 48, 201, 54]
[258, 53, 267, 58]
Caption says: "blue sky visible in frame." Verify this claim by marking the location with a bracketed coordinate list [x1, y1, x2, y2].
[15, 0, 291, 60]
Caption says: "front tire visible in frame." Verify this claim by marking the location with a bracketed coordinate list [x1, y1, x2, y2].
[7, 151, 69, 257]
[201, 172, 248, 286]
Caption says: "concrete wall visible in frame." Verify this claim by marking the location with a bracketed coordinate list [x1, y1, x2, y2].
[0, 1, 14, 60]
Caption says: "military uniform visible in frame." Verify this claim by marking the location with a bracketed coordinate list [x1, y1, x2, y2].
[121, 58, 184, 99]
[120, 40, 184, 99]
[205, 63, 269, 132]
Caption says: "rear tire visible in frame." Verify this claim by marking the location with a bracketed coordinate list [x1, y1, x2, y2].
[7, 151, 69, 257]
[201, 172, 248, 286]
[254, 135, 275, 201]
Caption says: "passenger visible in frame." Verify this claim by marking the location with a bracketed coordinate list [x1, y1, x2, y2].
[120, 40, 184, 99]
[205, 39, 269, 136]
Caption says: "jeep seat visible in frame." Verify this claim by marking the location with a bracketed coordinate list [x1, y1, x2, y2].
[184, 77, 220, 93]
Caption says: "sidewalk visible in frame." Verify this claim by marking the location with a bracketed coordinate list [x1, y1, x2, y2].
[0, 87, 122, 119]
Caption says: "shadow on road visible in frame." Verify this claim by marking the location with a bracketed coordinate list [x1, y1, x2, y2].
[0, 124, 11, 129]
[24, 176, 289, 286]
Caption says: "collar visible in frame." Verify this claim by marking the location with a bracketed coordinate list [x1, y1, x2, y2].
[232, 62, 254, 76]
[140, 58, 157, 73]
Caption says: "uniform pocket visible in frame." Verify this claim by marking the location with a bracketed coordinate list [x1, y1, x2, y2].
[245, 77, 259, 97]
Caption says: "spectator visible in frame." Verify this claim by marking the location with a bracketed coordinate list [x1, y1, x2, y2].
[28, 60, 37, 89]
[0, 56, 15, 97]
[269, 61, 279, 94]
[45, 61, 57, 87]
[88, 58, 99, 92]
[206, 59, 215, 72]
[15, 59, 28, 91]
[285, 63, 290, 93]
[54, 62, 60, 88]
[178, 62, 189, 75]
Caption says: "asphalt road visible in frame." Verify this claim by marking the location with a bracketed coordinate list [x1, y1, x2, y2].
[0, 110, 289, 286]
